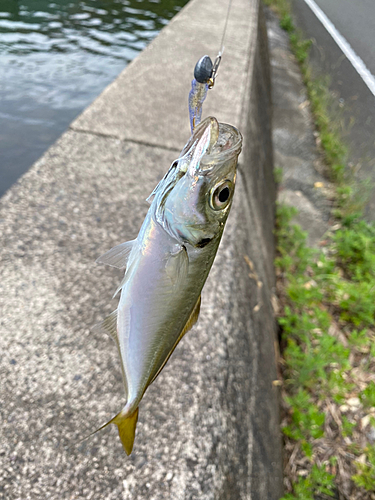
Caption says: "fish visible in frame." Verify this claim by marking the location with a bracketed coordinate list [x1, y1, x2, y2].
[92, 116, 242, 455]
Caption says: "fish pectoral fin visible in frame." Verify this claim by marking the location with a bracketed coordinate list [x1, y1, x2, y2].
[165, 245, 188, 286]
[96, 239, 136, 269]
[148, 295, 201, 386]
[91, 309, 118, 344]
[77, 407, 139, 456]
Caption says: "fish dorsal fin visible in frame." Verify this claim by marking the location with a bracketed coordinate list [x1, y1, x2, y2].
[92, 309, 118, 344]
[165, 245, 189, 286]
[148, 295, 201, 386]
[96, 240, 135, 269]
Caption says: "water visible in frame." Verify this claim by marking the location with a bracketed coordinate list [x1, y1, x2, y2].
[0, 0, 187, 196]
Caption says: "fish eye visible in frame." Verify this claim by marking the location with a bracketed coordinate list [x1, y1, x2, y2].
[210, 180, 233, 210]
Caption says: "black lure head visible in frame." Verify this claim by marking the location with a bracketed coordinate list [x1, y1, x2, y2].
[194, 55, 213, 84]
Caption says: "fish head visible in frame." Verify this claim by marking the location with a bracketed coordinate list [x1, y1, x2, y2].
[156, 116, 242, 247]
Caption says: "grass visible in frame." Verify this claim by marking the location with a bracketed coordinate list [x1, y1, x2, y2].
[276, 206, 375, 499]
[263, 0, 375, 498]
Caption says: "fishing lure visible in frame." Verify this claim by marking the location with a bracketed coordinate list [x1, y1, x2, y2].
[188, 53, 221, 133]
[188, 0, 233, 132]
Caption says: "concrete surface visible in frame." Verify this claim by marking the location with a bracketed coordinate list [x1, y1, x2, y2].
[0, 0, 283, 499]
[265, 7, 333, 246]
[291, 0, 375, 220]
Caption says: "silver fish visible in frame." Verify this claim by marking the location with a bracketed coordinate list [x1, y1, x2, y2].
[92, 116, 242, 454]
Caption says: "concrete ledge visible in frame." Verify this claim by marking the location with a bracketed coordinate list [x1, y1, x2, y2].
[0, 1, 283, 498]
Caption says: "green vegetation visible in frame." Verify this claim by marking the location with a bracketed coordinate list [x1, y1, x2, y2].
[274, 166, 284, 185]
[263, 0, 375, 498]
[276, 205, 375, 498]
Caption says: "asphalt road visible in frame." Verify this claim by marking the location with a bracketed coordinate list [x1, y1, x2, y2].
[292, 0, 375, 218]
[313, 0, 375, 77]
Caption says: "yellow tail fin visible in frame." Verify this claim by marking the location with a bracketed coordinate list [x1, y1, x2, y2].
[79, 407, 139, 455]
[113, 408, 139, 455]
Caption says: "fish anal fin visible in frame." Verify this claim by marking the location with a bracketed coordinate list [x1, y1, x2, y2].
[96, 240, 135, 269]
[91, 310, 118, 343]
[148, 295, 201, 386]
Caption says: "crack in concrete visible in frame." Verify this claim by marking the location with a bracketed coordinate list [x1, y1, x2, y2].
[69, 126, 181, 153]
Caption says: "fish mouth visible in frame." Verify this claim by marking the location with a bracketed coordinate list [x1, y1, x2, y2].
[180, 116, 220, 161]
[180, 117, 242, 175]
[198, 122, 243, 172]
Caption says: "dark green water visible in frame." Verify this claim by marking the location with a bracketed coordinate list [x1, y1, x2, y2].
[0, 0, 187, 196]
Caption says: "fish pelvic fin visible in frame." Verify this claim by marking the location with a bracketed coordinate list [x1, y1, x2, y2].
[78, 407, 139, 456]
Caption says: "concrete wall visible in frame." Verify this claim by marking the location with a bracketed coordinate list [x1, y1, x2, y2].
[0, 0, 283, 498]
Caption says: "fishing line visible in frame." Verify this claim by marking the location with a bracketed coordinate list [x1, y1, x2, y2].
[219, 0, 234, 56]
[220, 0, 233, 51]
[212, 0, 234, 84]
[188, 0, 234, 132]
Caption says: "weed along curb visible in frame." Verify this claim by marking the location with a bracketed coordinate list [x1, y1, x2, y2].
[265, 1, 375, 498]
[0, 0, 283, 498]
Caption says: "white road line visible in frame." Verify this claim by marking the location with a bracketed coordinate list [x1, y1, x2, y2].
[303, 0, 375, 98]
